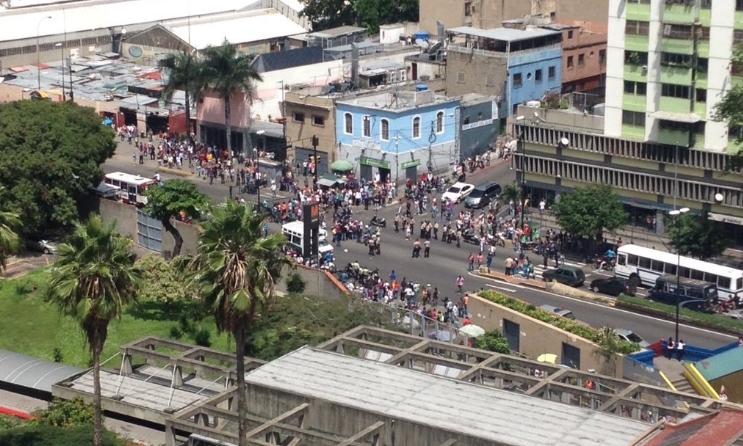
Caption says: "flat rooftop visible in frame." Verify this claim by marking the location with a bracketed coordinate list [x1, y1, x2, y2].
[337, 90, 457, 111]
[447, 26, 560, 43]
[245, 346, 651, 446]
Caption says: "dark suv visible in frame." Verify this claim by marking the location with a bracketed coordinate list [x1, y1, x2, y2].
[543, 265, 585, 287]
[464, 182, 502, 208]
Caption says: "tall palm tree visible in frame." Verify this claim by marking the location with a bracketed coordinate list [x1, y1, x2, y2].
[200, 40, 262, 156]
[48, 215, 141, 446]
[594, 326, 621, 377]
[0, 210, 21, 274]
[159, 51, 202, 145]
[180, 200, 289, 446]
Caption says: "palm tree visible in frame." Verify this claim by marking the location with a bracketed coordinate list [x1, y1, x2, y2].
[159, 51, 202, 145]
[180, 200, 289, 446]
[0, 210, 21, 274]
[48, 215, 141, 446]
[594, 326, 621, 376]
[200, 40, 262, 156]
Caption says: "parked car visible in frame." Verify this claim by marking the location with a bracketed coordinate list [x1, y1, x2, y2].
[464, 182, 502, 208]
[590, 277, 637, 297]
[25, 237, 57, 254]
[441, 182, 474, 204]
[615, 328, 650, 348]
[539, 304, 577, 320]
[542, 265, 585, 287]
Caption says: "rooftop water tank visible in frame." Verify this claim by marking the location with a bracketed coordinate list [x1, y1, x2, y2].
[416, 84, 428, 92]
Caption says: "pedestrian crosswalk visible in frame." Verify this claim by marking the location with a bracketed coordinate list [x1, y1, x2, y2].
[519, 261, 587, 281]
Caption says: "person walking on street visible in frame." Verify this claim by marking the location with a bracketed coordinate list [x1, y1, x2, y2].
[676, 340, 685, 361]
[456, 275, 464, 294]
[424, 239, 431, 258]
[486, 252, 493, 272]
[505, 256, 514, 276]
[412, 239, 421, 258]
[468, 253, 475, 271]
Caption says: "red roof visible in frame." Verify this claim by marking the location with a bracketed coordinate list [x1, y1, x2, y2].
[643, 408, 743, 446]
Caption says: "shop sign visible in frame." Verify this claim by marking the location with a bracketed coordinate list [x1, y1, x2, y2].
[401, 159, 421, 169]
[359, 156, 390, 169]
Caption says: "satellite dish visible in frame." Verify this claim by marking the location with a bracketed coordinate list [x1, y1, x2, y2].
[428, 41, 443, 54]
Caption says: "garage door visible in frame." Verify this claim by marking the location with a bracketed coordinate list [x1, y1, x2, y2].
[137, 210, 162, 253]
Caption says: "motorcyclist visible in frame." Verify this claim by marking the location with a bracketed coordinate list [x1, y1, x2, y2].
[598, 248, 616, 270]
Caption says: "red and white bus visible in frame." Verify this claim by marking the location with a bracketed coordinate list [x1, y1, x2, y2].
[103, 172, 157, 206]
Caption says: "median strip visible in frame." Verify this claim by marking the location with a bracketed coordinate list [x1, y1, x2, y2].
[477, 267, 613, 304]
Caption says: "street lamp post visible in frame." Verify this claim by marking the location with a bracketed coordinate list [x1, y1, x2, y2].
[276, 80, 285, 140]
[514, 116, 526, 228]
[256, 130, 265, 207]
[55, 43, 64, 100]
[668, 207, 690, 343]
[36, 16, 52, 91]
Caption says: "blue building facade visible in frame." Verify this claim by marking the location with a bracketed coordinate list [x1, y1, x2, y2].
[336, 90, 460, 182]
[507, 46, 563, 115]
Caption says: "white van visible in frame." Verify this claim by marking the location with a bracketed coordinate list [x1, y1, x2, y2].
[281, 221, 333, 259]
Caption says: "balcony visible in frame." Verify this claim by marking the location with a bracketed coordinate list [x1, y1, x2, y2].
[662, 4, 711, 26]
[622, 124, 645, 141]
[626, 3, 651, 21]
[662, 38, 693, 55]
[623, 94, 646, 112]
[624, 64, 647, 82]
[659, 65, 692, 84]
[656, 128, 690, 146]
[626, 35, 649, 52]
[659, 96, 705, 117]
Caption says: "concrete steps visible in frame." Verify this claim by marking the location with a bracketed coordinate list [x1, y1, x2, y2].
[670, 376, 695, 395]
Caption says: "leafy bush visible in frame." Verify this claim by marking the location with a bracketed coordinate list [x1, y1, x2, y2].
[32, 398, 94, 428]
[479, 291, 640, 353]
[169, 326, 184, 340]
[14, 281, 32, 295]
[193, 328, 212, 347]
[136, 254, 191, 304]
[52, 348, 63, 363]
[0, 424, 125, 446]
[617, 294, 743, 332]
[286, 273, 307, 294]
[0, 415, 26, 432]
[475, 330, 510, 354]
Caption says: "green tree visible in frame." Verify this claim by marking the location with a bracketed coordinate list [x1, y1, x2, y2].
[474, 330, 510, 354]
[143, 179, 208, 257]
[47, 215, 141, 446]
[0, 101, 116, 235]
[501, 183, 521, 203]
[200, 41, 262, 156]
[33, 398, 95, 429]
[667, 210, 728, 260]
[159, 51, 202, 145]
[551, 185, 626, 242]
[593, 326, 622, 376]
[301, 0, 418, 33]
[0, 207, 21, 274]
[179, 200, 290, 446]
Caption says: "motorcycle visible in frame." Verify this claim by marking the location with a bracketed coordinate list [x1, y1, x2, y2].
[370, 215, 386, 228]
[462, 229, 480, 245]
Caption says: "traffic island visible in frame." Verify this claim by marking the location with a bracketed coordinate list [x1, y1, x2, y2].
[477, 267, 547, 289]
[476, 267, 613, 304]
[157, 166, 193, 177]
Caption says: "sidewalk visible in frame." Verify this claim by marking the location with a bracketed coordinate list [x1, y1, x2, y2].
[529, 210, 743, 268]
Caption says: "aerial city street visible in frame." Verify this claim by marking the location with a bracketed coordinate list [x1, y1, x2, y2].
[2, 0, 743, 445]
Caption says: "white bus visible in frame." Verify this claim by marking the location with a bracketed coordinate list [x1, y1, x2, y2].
[281, 221, 334, 260]
[614, 244, 743, 300]
[103, 172, 157, 206]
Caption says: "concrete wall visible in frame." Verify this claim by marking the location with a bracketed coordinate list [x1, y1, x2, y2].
[197, 90, 251, 130]
[555, 0, 610, 24]
[445, 49, 509, 99]
[467, 293, 624, 377]
[420, 0, 533, 34]
[276, 265, 349, 301]
[515, 105, 605, 134]
[459, 99, 500, 159]
[284, 92, 337, 165]
[560, 27, 607, 90]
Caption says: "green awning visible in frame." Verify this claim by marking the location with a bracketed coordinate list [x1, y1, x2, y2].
[330, 159, 354, 172]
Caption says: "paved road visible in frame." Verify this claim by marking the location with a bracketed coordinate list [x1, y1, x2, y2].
[102, 147, 734, 349]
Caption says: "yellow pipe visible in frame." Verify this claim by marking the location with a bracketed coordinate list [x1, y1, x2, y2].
[659, 371, 677, 391]
[683, 362, 720, 399]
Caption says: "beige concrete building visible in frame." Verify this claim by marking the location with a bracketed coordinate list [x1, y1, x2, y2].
[419, 0, 532, 34]
[283, 90, 337, 175]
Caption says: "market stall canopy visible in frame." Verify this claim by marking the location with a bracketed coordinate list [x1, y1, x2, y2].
[330, 159, 354, 172]
[317, 173, 344, 188]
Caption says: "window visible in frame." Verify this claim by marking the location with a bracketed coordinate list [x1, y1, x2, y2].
[381, 119, 390, 141]
[599, 49, 606, 65]
[737, 0, 743, 12]
[486, 75, 495, 87]
[627, 254, 638, 266]
[465, 0, 472, 16]
[661, 83, 690, 99]
[362, 115, 371, 137]
[513, 73, 522, 87]
[625, 20, 650, 36]
[548, 66, 555, 79]
[457, 71, 465, 83]
[696, 88, 707, 102]
[719, 276, 732, 289]
[624, 51, 648, 65]
[622, 111, 646, 127]
[292, 112, 305, 123]
[344, 113, 353, 134]
[436, 111, 444, 133]
[413, 116, 421, 139]
[568, 30, 574, 39]
[567, 56, 574, 69]
[661, 52, 691, 66]
[464, 116, 470, 125]
[535, 69, 542, 82]
[578, 53, 585, 66]
[312, 115, 325, 127]
[624, 81, 647, 95]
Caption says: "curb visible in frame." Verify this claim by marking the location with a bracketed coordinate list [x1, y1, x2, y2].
[615, 300, 743, 336]
[157, 167, 193, 177]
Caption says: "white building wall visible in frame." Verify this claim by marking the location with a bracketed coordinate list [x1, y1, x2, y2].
[605, 0, 627, 137]
[706, 0, 736, 151]
[644, 0, 664, 142]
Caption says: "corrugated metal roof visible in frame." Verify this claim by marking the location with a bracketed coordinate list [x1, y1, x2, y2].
[245, 347, 651, 446]
[168, 9, 307, 50]
[0, 0, 262, 42]
[649, 111, 701, 123]
[0, 349, 82, 392]
[696, 347, 743, 382]
[447, 26, 560, 43]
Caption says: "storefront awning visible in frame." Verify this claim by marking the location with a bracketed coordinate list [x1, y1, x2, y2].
[649, 111, 701, 123]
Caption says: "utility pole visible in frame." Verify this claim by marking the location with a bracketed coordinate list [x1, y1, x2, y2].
[312, 135, 319, 188]
[393, 132, 401, 190]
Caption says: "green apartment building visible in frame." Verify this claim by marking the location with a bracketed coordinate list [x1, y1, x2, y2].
[514, 0, 743, 242]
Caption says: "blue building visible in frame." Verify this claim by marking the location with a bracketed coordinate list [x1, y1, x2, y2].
[446, 27, 563, 118]
[336, 89, 460, 183]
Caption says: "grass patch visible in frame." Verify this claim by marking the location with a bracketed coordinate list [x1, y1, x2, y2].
[0, 269, 231, 368]
[617, 295, 743, 333]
